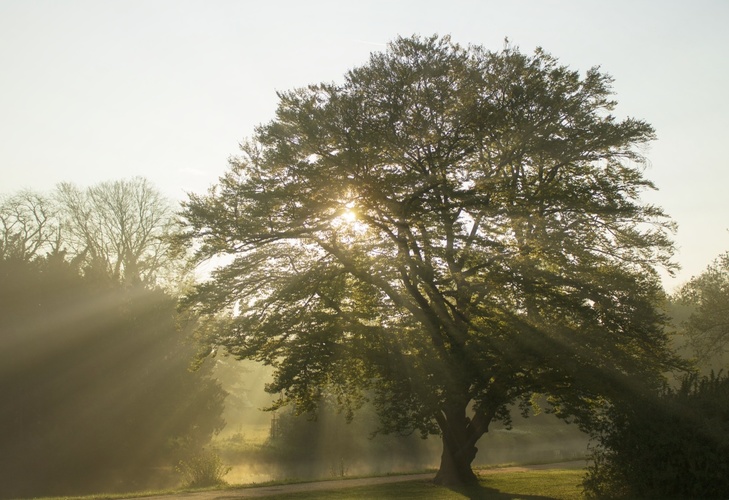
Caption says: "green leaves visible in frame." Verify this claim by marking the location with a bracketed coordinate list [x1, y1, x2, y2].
[676, 251, 729, 361]
[180, 35, 677, 443]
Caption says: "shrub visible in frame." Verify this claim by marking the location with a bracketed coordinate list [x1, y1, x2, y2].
[176, 449, 231, 488]
[584, 372, 729, 499]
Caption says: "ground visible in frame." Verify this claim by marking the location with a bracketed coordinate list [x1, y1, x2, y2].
[122, 461, 585, 500]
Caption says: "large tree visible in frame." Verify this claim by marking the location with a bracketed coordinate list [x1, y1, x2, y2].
[180, 35, 680, 484]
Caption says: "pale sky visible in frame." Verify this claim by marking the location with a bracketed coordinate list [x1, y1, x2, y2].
[1, 0, 727, 290]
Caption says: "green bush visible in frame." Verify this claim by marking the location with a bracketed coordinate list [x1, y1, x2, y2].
[176, 449, 231, 488]
[584, 372, 729, 499]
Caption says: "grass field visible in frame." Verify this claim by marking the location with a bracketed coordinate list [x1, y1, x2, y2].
[36, 467, 585, 500]
[249, 469, 585, 499]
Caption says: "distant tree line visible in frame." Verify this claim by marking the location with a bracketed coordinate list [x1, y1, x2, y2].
[675, 251, 729, 366]
[0, 177, 183, 287]
[0, 179, 225, 498]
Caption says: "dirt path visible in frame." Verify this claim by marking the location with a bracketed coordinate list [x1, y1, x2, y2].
[125, 461, 585, 500]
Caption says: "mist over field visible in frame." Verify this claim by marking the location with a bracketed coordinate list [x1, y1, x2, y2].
[0, 165, 594, 499]
[212, 360, 589, 485]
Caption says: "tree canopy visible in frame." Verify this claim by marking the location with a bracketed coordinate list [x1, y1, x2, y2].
[1, 178, 184, 287]
[675, 251, 729, 362]
[180, 35, 680, 484]
[0, 189, 60, 261]
[56, 177, 181, 285]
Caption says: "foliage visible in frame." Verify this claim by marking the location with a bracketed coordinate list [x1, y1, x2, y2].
[583, 372, 729, 499]
[675, 251, 729, 362]
[0, 255, 226, 498]
[176, 449, 231, 488]
[180, 35, 680, 485]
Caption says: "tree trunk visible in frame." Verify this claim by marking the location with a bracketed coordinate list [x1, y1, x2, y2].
[434, 431, 479, 485]
[433, 407, 487, 486]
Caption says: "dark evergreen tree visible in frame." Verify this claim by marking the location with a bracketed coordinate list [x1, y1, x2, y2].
[583, 372, 729, 499]
[0, 255, 225, 498]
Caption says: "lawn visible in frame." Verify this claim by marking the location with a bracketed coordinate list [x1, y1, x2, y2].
[33, 467, 585, 500]
[254, 469, 585, 499]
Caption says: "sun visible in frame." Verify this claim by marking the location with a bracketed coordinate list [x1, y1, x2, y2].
[332, 200, 368, 236]
[341, 208, 357, 223]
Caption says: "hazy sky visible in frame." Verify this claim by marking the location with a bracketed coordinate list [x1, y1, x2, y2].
[1, 0, 727, 289]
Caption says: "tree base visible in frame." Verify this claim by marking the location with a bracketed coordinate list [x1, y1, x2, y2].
[433, 457, 479, 486]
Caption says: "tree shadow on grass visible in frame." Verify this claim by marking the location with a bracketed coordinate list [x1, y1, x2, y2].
[446, 483, 559, 500]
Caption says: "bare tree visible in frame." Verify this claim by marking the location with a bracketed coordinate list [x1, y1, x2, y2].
[55, 177, 180, 285]
[0, 190, 61, 261]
